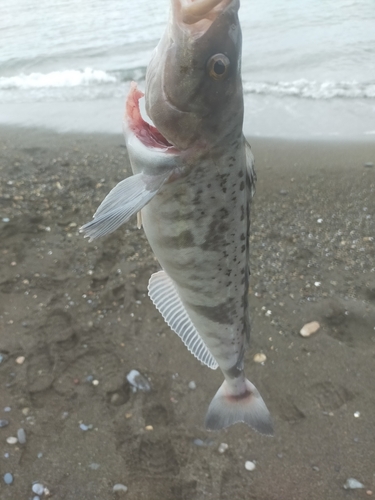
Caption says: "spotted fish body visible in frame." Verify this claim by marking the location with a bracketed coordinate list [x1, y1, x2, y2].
[81, 0, 273, 434]
[143, 138, 251, 370]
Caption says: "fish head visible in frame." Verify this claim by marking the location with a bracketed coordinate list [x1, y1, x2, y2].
[145, 0, 243, 152]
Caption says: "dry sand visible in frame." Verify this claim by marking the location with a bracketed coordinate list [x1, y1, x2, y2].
[0, 126, 374, 499]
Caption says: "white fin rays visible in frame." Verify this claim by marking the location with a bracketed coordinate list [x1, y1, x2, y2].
[80, 172, 168, 241]
[148, 270, 218, 370]
[245, 139, 256, 198]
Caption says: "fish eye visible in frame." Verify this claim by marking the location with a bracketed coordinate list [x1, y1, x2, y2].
[207, 54, 230, 81]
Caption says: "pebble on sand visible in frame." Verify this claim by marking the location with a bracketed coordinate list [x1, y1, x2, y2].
[126, 370, 151, 392]
[188, 381, 196, 390]
[0, 419, 9, 428]
[17, 428, 26, 444]
[3, 473, 13, 484]
[113, 483, 128, 493]
[245, 461, 256, 471]
[218, 443, 228, 454]
[253, 353, 266, 363]
[364, 162, 374, 168]
[6, 436, 18, 445]
[343, 478, 365, 490]
[193, 438, 205, 447]
[32, 483, 45, 495]
[79, 423, 93, 431]
[300, 321, 320, 337]
[16, 356, 25, 365]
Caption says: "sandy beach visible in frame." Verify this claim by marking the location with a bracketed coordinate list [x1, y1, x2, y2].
[0, 126, 374, 499]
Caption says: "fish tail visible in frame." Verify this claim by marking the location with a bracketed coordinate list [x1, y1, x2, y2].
[205, 378, 273, 435]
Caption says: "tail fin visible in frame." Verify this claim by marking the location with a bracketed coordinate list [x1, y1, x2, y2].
[205, 379, 273, 435]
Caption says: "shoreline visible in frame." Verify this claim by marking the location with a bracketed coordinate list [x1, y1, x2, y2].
[1, 122, 375, 152]
[1, 90, 374, 139]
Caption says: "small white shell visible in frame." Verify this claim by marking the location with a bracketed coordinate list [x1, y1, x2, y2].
[300, 321, 320, 337]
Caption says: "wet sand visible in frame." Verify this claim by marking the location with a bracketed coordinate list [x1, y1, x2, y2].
[0, 126, 374, 499]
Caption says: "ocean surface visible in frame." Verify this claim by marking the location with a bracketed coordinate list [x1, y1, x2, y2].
[1, 0, 374, 138]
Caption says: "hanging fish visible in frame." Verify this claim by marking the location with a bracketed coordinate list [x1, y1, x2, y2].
[81, 0, 273, 434]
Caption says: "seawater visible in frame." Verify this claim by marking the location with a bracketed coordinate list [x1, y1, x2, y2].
[0, 0, 374, 138]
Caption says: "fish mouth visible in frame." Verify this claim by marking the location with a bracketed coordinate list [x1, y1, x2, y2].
[172, 0, 233, 32]
[125, 82, 179, 153]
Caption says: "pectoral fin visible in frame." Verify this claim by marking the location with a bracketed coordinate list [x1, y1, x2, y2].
[80, 172, 169, 241]
[148, 270, 218, 370]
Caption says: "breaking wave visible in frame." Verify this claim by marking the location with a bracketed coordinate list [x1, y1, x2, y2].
[243, 79, 375, 99]
[0, 68, 117, 89]
[1, 69, 374, 102]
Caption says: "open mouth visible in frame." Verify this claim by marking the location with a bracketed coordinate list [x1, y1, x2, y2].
[174, 0, 232, 26]
[126, 82, 177, 152]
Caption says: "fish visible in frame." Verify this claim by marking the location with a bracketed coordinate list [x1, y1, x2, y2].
[80, 0, 273, 435]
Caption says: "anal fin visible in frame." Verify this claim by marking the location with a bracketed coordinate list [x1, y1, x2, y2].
[148, 270, 218, 370]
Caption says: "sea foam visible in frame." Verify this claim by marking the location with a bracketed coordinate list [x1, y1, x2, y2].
[0, 68, 116, 89]
[243, 79, 375, 99]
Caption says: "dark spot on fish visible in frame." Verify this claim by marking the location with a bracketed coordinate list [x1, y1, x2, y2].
[187, 299, 235, 325]
[240, 205, 245, 221]
[240, 233, 245, 240]
[163, 210, 195, 221]
[193, 189, 203, 205]
[161, 230, 195, 249]
[241, 245, 246, 252]
[225, 364, 242, 379]
[240, 181, 245, 191]
[200, 211, 230, 251]
[207, 183, 211, 188]
[238, 170, 244, 178]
